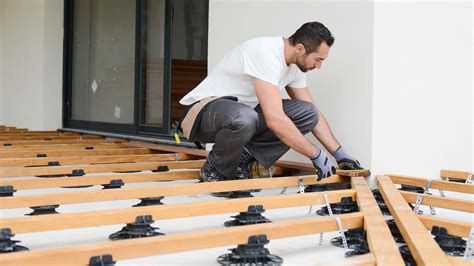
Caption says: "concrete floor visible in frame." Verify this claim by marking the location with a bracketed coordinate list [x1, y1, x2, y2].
[1, 171, 473, 265]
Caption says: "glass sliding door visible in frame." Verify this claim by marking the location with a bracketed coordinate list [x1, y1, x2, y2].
[70, 0, 136, 127]
[63, 0, 207, 139]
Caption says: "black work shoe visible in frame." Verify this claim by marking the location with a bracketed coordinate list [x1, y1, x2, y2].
[200, 160, 224, 182]
[235, 147, 256, 180]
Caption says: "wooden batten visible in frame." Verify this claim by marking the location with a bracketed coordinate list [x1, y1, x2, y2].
[1, 189, 356, 234]
[389, 174, 474, 194]
[1, 166, 287, 190]
[440, 170, 472, 181]
[0, 175, 349, 208]
[351, 176, 404, 265]
[0, 131, 81, 137]
[377, 176, 452, 265]
[0, 159, 205, 178]
[400, 191, 474, 213]
[0, 143, 126, 152]
[0, 138, 126, 146]
[0, 135, 103, 141]
[0, 170, 201, 190]
[0, 153, 198, 167]
[0, 148, 155, 158]
[0, 212, 364, 265]
[418, 216, 474, 238]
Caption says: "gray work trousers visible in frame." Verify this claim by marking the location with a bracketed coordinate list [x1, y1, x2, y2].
[194, 98, 319, 178]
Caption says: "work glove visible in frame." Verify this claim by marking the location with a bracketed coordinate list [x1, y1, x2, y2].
[310, 149, 337, 180]
[333, 146, 363, 170]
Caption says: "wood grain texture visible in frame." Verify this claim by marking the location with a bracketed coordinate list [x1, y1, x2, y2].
[0, 174, 349, 208]
[0, 159, 205, 178]
[389, 174, 474, 194]
[0, 153, 198, 167]
[401, 191, 474, 213]
[352, 176, 404, 265]
[0, 212, 364, 265]
[377, 176, 452, 266]
[0, 189, 356, 234]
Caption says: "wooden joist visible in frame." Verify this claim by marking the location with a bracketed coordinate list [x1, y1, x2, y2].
[0, 212, 364, 266]
[377, 176, 452, 265]
[0, 128, 34, 133]
[400, 191, 474, 213]
[418, 215, 474, 238]
[0, 175, 349, 209]
[0, 159, 205, 178]
[0, 138, 126, 146]
[0, 166, 286, 190]
[0, 131, 77, 135]
[351, 176, 404, 265]
[389, 174, 474, 194]
[0, 143, 126, 152]
[0, 189, 356, 234]
[440, 170, 472, 181]
[0, 148, 155, 159]
[0, 170, 201, 190]
[124, 141, 208, 157]
[0, 153, 199, 167]
[0, 135, 102, 141]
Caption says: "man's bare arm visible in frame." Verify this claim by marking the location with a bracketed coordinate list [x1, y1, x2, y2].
[286, 86, 340, 154]
[255, 79, 317, 158]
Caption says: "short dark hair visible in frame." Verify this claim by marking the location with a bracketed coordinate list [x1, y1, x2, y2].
[289, 22, 335, 54]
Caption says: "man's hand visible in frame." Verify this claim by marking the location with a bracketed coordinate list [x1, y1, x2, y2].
[310, 149, 337, 180]
[333, 146, 363, 170]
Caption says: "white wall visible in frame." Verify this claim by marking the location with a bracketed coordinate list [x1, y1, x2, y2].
[0, 0, 3, 124]
[0, 0, 62, 130]
[209, 0, 374, 168]
[371, 1, 472, 179]
[1, 0, 45, 130]
[43, 0, 63, 130]
[209, 0, 472, 179]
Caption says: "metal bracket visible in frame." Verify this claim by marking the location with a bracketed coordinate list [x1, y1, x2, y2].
[268, 167, 274, 178]
[439, 190, 446, 197]
[318, 194, 348, 249]
[414, 179, 436, 215]
[463, 227, 474, 260]
[298, 177, 305, 194]
[335, 217, 348, 249]
[466, 172, 473, 184]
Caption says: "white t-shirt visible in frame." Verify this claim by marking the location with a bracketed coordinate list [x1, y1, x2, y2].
[179, 36, 307, 108]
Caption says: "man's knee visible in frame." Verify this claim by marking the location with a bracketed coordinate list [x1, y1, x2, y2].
[292, 100, 319, 130]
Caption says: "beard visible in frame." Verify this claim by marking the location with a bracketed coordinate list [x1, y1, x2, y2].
[295, 54, 310, 72]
